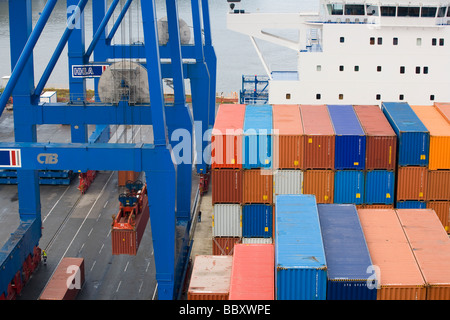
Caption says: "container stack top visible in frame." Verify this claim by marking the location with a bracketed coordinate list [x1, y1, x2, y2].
[229, 244, 274, 300]
[381, 102, 428, 133]
[243, 104, 273, 133]
[318, 204, 373, 281]
[212, 104, 246, 133]
[272, 104, 303, 135]
[327, 104, 365, 136]
[411, 105, 450, 137]
[300, 105, 335, 136]
[353, 105, 396, 137]
[434, 102, 450, 124]
[275, 194, 326, 269]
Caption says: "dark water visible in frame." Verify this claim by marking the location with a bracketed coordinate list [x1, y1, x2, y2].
[0, 0, 318, 94]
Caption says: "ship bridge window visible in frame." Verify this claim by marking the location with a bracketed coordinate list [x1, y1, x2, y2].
[327, 4, 343, 15]
[366, 5, 379, 16]
[345, 4, 365, 15]
[380, 6, 396, 16]
[447, 7, 450, 17]
[421, 7, 437, 18]
[397, 7, 420, 17]
[438, 7, 447, 17]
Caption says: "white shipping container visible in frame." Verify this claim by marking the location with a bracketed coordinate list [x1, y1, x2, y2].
[242, 237, 273, 244]
[213, 204, 242, 237]
[273, 170, 303, 195]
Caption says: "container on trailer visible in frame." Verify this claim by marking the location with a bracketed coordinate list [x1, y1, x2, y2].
[396, 209, 450, 300]
[396, 166, 428, 201]
[300, 105, 335, 169]
[39, 258, 85, 300]
[275, 194, 327, 300]
[435, 102, 450, 124]
[318, 204, 377, 300]
[273, 169, 303, 196]
[243, 169, 273, 204]
[334, 170, 365, 205]
[187, 255, 233, 300]
[357, 209, 427, 300]
[381, 102, 429, 166]
[211, 104, 246, 169]
[427, 170, 450, 201]
[243, 105, 273, 169]
[242, 204, 272, 238]
[365, 170, 395, 205]
[211, 169, 243, 204]
[303, 169, 334, 204]
[212, 204, 242, 237]
[229, 244, 274, 300]
[327, 105, 366, 170]
[426, 201, 450, 232]
[118, 171, 140, 186]
[212, 237, 241, 255]
[411, 105, 450, 170]
[353, 105, 397, 170]
[272, 105, 304, 169]
[396, 201, 426, 209]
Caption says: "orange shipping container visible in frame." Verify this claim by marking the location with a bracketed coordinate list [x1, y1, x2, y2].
[243, 169, 273, 204]
[411, 105, 450, 170]
[212, 237, 242, 255]
[188, 255, 233, 300]
[118, 171, 140, 186]
[272, 105, 304, 169]
[357, 209, 427, 300]
[300, 105, 335, 169]
[211, 104, 246, 169]
[396, 209, 450, 300]
[396, 166, 427, 201]
[427, 170, 450, 201]
[303, 170, 334, 204]
[211, 169, 243, 204]
[426, 201, 450, 232]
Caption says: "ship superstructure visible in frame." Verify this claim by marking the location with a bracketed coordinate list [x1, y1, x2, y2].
[227, 0, 450, 105]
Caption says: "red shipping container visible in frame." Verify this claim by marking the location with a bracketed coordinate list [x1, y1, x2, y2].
[396, 166, 428, 201]
[354, 105, 397, 170]
[118, 171, 140, 187]
[427, 170, 450, 201]
[212, 237, 241, 255]
[39, 258, 85, 300]
[300, 105, 335, 169]
[229, 244, 274, 300]
[426, 201, 450, 232]
[272, 105, 304, 169]
[211, 169, 243, 204]
[243, 169, 273, 204]
[211, 104, 246, 169]
[303, 170, 334, 204]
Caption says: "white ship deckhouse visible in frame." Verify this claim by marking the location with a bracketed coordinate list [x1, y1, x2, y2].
[227, 0, 450, 105]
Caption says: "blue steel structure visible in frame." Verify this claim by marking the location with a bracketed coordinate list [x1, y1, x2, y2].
[0, 0, 216, 300]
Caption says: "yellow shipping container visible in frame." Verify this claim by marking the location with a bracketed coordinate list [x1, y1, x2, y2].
[411, 105, 450, 170]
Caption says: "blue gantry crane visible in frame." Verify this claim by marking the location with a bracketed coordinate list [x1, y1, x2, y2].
[0, 0, 216, 300]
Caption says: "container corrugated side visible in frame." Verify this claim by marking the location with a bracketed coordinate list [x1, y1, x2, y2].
[229, 244, 274, 300]
[243, 105, 273, 169]
[357, 209, 427, 300]
[211, 169, 243, 204]
[334, 170, 364, 205]
[303, 170, 334, 204]
[212, 237, 242, 255]
[39, 258, 85, 300]
[211, 104, 246, 169]
[275, 194, 327, 300]
[396, 166, 428, 201]
[273, 169, 303, 196]
[300, 105, 335, 169]
[243, 169, 273, 204]
[272, 105, 304, 169]
[411, 105, 450, 170]
[353, 105, 397, 170]
[242, 204, 272, 238]
[426, 201, 450, 232]
[396, 209, 450, 300]
[328, 105, 366, 170]
[396, 201, 426, 209]
[318, 204, 377, 300]
[427, 170, 450, 201]
[212, 204, 242, 237]
[381, 102, 429, 166]
[365, 170, 395, 205]
[242, 237, 273, 244]
[188, 255, 233, 300]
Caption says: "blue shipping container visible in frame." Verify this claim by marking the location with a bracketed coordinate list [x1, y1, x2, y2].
[317, 204, 377, 300]
[365, 170, 395, 205]
[327, 105, 366, 170]
[381, 102, 429, 166]
[242, 204, 272, 238]
[396, 201, 427, 209]
[243, 105, 273, 169]
[334, 170, 365, 205]
[275, 194, 327, 300]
